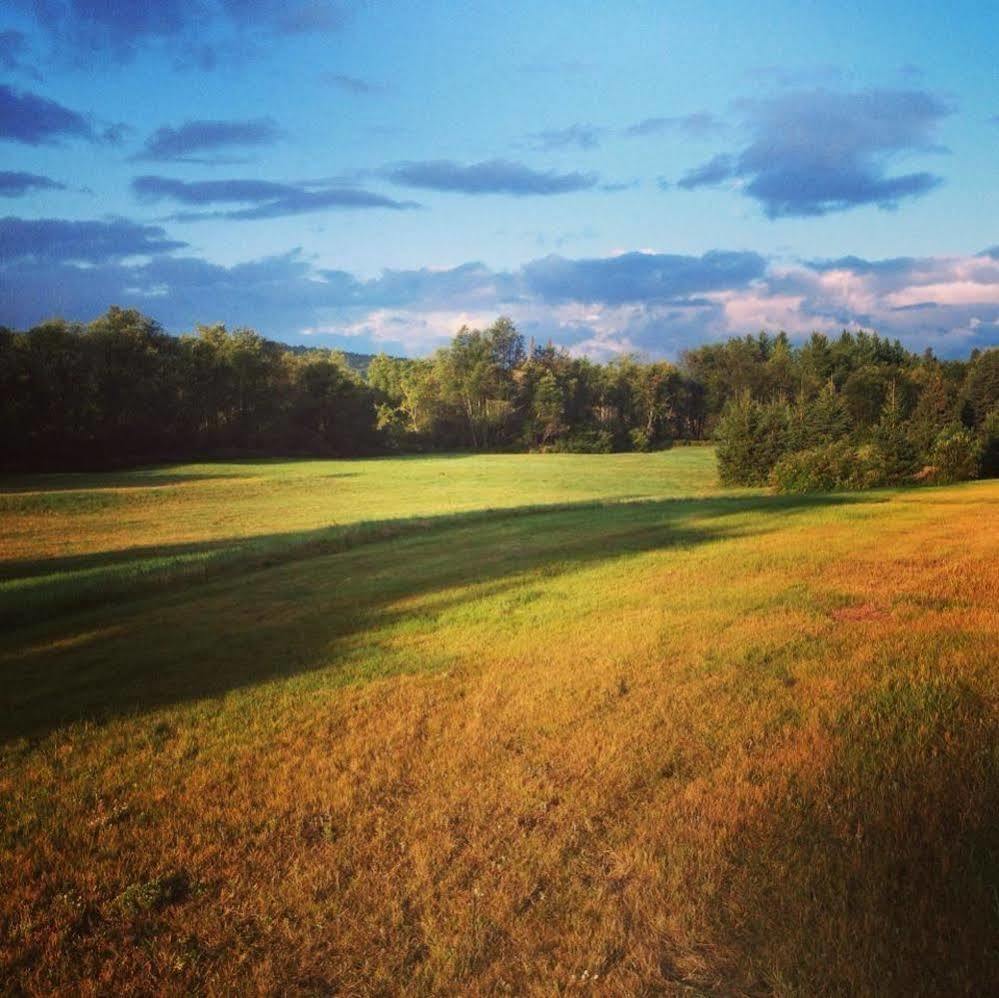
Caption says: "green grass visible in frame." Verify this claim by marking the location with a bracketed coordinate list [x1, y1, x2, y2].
[1, 451, 997, 994]
[1, 449, 725, 628]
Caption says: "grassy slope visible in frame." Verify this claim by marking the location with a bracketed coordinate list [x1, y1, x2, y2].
[0, 451, 722, 627]
[1, 451, 997, 994]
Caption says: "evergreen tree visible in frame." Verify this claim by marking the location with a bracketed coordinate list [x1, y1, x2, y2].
[872, 381, 918, 482]
[908, 368, 956, 459]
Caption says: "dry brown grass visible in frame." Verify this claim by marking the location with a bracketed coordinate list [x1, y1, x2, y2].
[1, 464, 997, 995]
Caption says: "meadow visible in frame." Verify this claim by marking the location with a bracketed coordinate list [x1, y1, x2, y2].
[1, 449, 997, 994]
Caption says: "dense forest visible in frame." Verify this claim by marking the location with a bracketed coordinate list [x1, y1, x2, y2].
[1, 307, 997, 489]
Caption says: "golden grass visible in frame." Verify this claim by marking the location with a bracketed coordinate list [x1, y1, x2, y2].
[1, 455, 997, 994]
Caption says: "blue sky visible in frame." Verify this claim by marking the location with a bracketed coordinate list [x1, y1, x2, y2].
[1, 0, 997, 357]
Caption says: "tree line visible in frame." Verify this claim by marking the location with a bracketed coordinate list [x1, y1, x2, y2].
[0, 308, 380, 468]
[708, 332, 998, 490]
[1, 307, 997, 488]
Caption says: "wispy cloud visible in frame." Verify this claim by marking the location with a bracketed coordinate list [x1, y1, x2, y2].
[321, 72, 386, 95]
[13, 0, 357, 61]
[623, 112, 724, 138]
[677, 154, 735, 190]
[133, 174, 419, 219]
[525, 124, 604, 150]
[0, 84, 95, 145]
[0, 216, 186, 263]
[0, 29, 41, 80]
[133, 176, 302, 204]
[382, 159, 599, 196]
[133, 118, 284, 163]
[0, 171, 67, 197]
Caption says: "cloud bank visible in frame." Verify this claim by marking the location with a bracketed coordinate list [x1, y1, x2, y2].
[3, 214, 996, 358]
[678, 88, 951, 217]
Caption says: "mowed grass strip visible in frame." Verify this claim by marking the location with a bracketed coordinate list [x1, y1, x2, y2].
[1, 456, 997, 994]
[0, 450, 724, 627]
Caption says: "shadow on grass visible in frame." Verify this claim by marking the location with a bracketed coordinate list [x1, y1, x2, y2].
[0, 491, 877, 743]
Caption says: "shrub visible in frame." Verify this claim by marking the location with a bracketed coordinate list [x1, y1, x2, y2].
[771, 441, 889, 493]
[549, 428, 615, 453]
[115, 872, 190, 915]
[927, 424, 982, 484]
[628, 427, 652, 452]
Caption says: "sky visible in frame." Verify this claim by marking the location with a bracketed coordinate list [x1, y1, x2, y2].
[1, 0, 997, 358]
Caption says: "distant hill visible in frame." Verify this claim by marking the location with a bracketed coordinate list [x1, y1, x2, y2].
[280, 343, 389, 375]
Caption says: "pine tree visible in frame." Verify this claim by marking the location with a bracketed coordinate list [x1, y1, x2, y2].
[872, 381, 918, 482]
[908, 369, 954, 460]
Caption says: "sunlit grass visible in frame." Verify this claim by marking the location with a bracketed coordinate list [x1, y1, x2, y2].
[1, 453, 997, 993]
[0, 449, 724, 627]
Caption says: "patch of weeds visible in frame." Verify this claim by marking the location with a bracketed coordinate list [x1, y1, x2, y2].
[301, 810, 338, 845]
[171, 933, 207, 973]
[88, 798, 132, 830]
[114, 871, 192, 916]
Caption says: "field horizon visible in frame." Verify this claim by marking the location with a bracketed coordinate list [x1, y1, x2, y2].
[2, 450, 997, 993]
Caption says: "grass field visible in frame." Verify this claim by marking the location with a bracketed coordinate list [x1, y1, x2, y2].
[2, 450, 997, 994]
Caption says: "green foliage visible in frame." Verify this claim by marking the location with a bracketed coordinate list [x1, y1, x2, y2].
[629, 427, 653, 452]
[115, 872, 190, 915]
[787, 380, 851, 451]
[907, 367, 957, 459]
[0, 308, 379, 467]
[871, 382, 919, 481]
[717, 352, 989, 492]
[527, 370, 566, 446]
[841, 365, 892, 426]
[0, 307, 992, 492]
[714, 392, 792, 485]
[961, 349, 999, 425]
[771, 442, 888, 493]
[927, 424, 982, 484]
[548, 428, 615, 453]
[980, 406, 999, 478]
